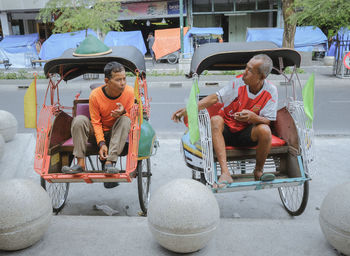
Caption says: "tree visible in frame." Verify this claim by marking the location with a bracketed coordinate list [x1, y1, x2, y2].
[291, 0, 350, 39]
[282, 0, 296, 48]
[37, 0, 123, 36]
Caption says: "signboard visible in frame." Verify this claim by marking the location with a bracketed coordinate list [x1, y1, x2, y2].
[343, 51, 350, 70]
[120, 0, 186, 20]
[168, 1, 186, 15]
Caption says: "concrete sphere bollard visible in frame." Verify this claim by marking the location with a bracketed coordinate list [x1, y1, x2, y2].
[0, 110, 18, 142]
[0, 135, 4, 161]
[0, 179, 52, 251]
[147, 179, 220, 253]
[319, 182, 350, 255]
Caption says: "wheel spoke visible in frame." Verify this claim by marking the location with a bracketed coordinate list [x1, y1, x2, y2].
[43, 181, 69, 211]
[138, 158, 152, 214]
[279, 181, 308, 216]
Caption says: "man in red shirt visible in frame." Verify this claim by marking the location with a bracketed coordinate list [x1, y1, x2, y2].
[62, 61, 134, 174]
[172, 54, 277, 186]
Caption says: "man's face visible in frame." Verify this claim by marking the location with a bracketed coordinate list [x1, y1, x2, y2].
[105, 70, 126, 94]
[242, 59, 264, 87]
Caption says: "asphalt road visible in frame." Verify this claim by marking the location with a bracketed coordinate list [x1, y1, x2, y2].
[0, 70, 349, 136]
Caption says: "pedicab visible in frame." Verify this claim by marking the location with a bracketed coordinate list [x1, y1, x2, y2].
[34, 45, 158, 214]
[181, 41, 316, 216]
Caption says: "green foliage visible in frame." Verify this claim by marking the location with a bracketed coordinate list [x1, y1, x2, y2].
[0, 71, 46, 80]
[37, 0, 123, 35]
[284, 67, 305, 74]
[291, 0, 350, 38]
[17, 69, 28, 79]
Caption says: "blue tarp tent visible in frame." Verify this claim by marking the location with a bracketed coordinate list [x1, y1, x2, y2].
[184, 27, 224, 58]
[327, 28, 350, 57]
[39, 29, 97, 60]
[0, 33, 39, 68]
[246, 26, 327, 52]
[104, 31, 147, 55]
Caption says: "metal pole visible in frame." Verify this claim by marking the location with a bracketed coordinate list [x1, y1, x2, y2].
[180, 0, 184, 59]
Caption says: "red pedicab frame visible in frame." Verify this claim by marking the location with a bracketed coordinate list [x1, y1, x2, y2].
[34, 46, 154, 214]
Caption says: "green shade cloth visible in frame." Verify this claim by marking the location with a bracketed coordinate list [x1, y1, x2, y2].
[73, 34, 112, 56]
[302, 73, 315, 124]
[186, 79, 200, 144]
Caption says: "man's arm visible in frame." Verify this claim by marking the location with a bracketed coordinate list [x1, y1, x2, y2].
[89, 95, 109, 160]
[198, 93, 218, 111]
[234, 110, 271, 126]
[89, 96, 105, 145]
[171, 93, 218, 122]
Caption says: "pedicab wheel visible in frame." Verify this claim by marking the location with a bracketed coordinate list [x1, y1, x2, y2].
[137, 158, 152, 215]
[167, 53, 178, 64]
[278, 178, 309, 216]
[192, 170, 207, 185]
[40, 177, 69, 213]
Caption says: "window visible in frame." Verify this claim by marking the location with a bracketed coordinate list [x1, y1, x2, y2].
[193, 0, 211, 12]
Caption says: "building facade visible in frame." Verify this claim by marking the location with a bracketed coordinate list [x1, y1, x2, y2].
[0, 0, 283, 42]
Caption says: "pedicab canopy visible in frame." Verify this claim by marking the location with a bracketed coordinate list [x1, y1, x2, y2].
[44, 35, 146, 81]
[188, 41, 301, 77]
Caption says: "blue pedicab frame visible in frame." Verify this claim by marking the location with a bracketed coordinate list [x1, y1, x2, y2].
[181, 41, 316, 216]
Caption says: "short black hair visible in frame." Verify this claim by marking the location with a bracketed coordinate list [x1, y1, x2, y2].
[104, 61, 125, 79]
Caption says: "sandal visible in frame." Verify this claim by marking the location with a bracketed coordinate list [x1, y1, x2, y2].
[214, 173, 233, 189]
[254, 169, 275, 182]
[105, 163, 120, 174]
[103, 182, 120, 189]
[260, 173, 275, 182]
[62, 164, 84, 174]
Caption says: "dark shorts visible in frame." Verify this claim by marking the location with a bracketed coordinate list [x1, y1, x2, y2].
[222, 124, 257, 147]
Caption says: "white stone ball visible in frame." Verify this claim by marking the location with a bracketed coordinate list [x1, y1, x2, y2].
[0, 110, 18, 142]
[319, 182, 350, 255]
[147, 179, 220, 253]
[0, 179, 52, 251]
[0, 135, 4, 161]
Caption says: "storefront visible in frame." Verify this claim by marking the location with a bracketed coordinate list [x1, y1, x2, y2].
[191, 0, 282, 42]
[1, 0, 282, 44]
[118, 1, 187, 46]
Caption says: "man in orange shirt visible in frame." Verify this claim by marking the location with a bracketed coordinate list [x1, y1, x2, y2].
[62, 61, 134, 174]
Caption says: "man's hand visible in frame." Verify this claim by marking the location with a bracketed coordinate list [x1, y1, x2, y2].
[171, 108, 187, 123]
[111, 103, 125, 118]
[234, 109, 257, 124]
[99, 144, 108, 161]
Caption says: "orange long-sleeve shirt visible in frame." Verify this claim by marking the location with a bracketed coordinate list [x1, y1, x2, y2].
[89, 85, 134, 144]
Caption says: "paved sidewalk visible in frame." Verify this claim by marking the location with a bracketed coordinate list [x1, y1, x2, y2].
[0, 134, 349, 255]
[0, 216, 337, 256]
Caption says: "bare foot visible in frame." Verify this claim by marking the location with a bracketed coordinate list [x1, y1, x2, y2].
[253, 169, 263, 181]
[213, 172, 234, 188]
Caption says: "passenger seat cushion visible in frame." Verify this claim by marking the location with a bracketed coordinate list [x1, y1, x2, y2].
[76, 103, 90, 119]
[225, 134, 286, 149]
